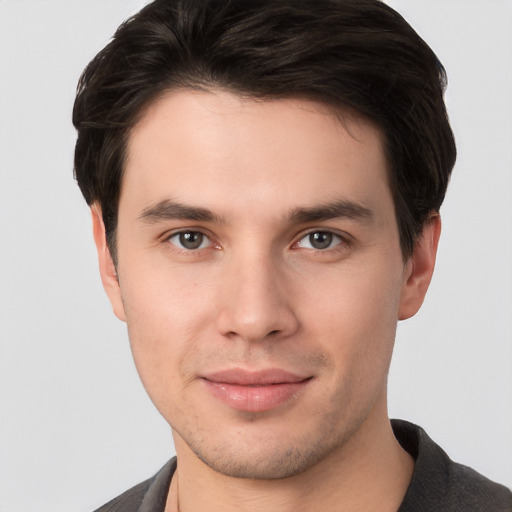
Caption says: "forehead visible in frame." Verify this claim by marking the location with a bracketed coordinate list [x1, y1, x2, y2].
[122, 89, 390, 220]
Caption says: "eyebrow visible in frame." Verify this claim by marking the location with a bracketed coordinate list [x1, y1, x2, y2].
[138, 199, 224, 224]
[138, 198, 373, 225]
[288, 199, 374, 224]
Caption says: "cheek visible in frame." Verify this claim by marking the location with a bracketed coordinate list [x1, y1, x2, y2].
[120, 254, 218, 333]
[118, 262, 218, 405]
[300, 261, 403, 374]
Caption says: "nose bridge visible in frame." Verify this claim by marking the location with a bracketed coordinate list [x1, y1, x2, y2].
[216, 247, 298, 342]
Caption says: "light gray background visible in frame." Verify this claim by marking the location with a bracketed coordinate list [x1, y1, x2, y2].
[1, 1, 511, 511]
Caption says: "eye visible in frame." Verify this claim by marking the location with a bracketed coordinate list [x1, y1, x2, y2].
[296, 231, 343, 250]
[167, 231, 211, 250]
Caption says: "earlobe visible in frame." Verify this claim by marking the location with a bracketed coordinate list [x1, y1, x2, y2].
[91, 204, 126, 322]
[398, 214, 441, 320]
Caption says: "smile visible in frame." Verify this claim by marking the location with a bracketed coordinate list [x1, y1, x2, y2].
[202, 369, 312, 413]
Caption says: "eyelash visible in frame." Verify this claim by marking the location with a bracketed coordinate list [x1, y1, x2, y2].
[164, 229, 351, 253]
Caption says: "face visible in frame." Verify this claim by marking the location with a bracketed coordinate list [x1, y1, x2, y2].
[93, 90, 437, 479]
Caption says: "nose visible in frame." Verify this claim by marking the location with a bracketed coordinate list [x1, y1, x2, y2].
[216, 252, 299, 343]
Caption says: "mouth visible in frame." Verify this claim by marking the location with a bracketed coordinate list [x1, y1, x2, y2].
[201, 368, 312, 413]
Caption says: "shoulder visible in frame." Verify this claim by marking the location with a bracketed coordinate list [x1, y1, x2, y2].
[445, 462, 512, 509]
[93, 458, 177, 512]
[440, 455, 512, 511]
[393, 420, 512, 512]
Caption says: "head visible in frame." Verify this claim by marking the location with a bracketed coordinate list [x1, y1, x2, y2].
[73, 0, 455, 480]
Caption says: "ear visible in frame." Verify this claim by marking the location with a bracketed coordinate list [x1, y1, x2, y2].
[398, 214, 441, 320]
[91, 204, 126, 322]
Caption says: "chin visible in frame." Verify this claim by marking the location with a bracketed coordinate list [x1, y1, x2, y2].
[197, 445, 327, 480]
[176, 420, 349, 480]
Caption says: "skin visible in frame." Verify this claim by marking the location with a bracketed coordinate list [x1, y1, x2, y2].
[92, 89, 440, 511]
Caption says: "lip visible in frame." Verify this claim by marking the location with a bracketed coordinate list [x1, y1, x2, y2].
[202, 368, 311, 413]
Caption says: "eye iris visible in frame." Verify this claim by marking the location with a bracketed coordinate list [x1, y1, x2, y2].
[179, 232, 203, 249]
[310, 232, 332, 249]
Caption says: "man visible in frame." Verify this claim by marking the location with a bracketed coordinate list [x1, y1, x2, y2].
[72, 0, 512, 510]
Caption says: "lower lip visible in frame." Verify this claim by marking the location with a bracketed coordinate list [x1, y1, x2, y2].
[203, 380, 309, 413]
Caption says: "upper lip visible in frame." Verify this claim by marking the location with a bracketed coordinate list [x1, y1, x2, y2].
[203, 368, 310, 386]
